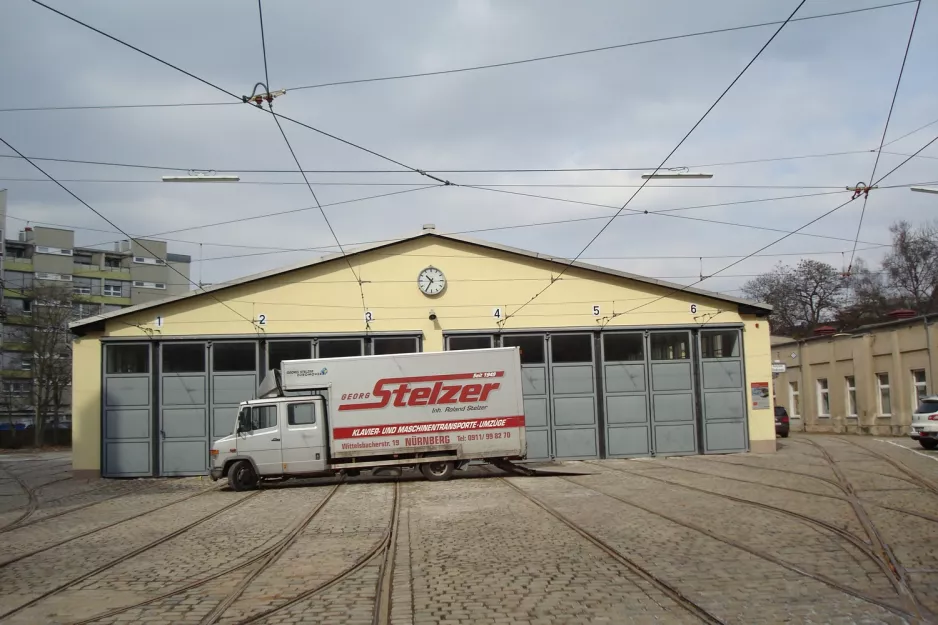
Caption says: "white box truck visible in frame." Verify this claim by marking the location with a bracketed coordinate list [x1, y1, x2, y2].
[210, 347, 526, 490]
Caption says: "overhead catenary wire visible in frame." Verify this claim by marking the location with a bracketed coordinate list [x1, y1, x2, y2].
[27, 0, 453, 187]
[252, 0, 368, 322]
[499, 0, 807, 323]
[0, 136, 261, 332]
[847, 0, 920, 271]
[2, 1, 916, 114]
[283, 1, 912, 91]
[0, 146, 932, 175]
[600, 132, 938, 326]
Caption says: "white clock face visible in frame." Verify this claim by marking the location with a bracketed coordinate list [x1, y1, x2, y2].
[417, 267, 446, 295]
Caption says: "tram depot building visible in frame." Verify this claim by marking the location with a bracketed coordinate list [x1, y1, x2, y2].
[69, 230, 775, 478]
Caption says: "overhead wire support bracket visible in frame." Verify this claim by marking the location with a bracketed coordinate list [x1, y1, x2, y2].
[847, 182, 878, 199]
[242, 82, 286, 108]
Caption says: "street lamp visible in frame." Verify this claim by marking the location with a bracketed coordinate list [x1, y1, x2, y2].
[911, 186, 938, 195]
[641, 168, 713, 180]
[162, 170, 240, 183]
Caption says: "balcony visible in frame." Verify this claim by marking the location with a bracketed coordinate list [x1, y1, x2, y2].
[1, 342, 32, 352]
[3, 259, 33, 273]
[73, 265, 131, 280]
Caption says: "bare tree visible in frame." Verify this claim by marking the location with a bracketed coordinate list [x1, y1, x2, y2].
[838, 258, 898, 329]
[882, 220, 938, 313]
[28, 284, 74, 448]
[742, 260, 847, 337]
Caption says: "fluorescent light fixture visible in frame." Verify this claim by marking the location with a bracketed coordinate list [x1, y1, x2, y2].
[641, 171, 713, 179]
[162, 173, 240, 182]
[911, 186, 938, 195]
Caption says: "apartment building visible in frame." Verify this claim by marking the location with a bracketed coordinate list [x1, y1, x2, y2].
[772, 311, 936, 436]
[0, 189, 192, 431]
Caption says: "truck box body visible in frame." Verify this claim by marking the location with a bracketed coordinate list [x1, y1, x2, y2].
[279, 347, 526, 462]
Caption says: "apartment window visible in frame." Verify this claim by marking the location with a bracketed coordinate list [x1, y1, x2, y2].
[104, 257, 122, 269]
[21, 356, 32, 371]
[35, 245, 73, 256]
[73, 254, 93, 265]
[133, 256, 165, 266]
[817, 378, 830, 416]
[845, 376, 857, 417]
[133, 281, 166, 290]
[912, 370, 928, 406]
[789, 382, 800, 417]
[877, 373, 891, 416]
[103, 282, 124, 297]
[72, 303, 100, 320]
[22, 300, 32, 313]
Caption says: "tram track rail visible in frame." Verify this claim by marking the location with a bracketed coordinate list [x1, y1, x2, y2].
[545, 474, 918, 622]
[0, 469, 73, 532]
[585, 462, 907, 590]
[0, 488, 260, 622]
[799, 437, 930, 622]
[0, 483, 223, 568]
[229, 480, 402, 625]
[831, 437, 938, 498]
[498, 476, 727, 625]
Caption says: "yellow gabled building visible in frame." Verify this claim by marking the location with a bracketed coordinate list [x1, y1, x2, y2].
[69, 228, 775, 478]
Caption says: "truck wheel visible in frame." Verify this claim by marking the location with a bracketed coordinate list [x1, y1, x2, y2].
[420, 461, 455, 481]
[920, 438, 938, 450]
[228, 460, 258, 491]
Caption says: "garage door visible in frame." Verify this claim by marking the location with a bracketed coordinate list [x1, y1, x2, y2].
[699, 329, 748, 453]
[103, 343, 153, 477]
[501, 335, 551, 460]
[549, 334, 598, 459]
[648, 331, 699, 456]
[602, 333, 650, 457]
[210, 342, 258, 445]
[160, 343, 209, 476]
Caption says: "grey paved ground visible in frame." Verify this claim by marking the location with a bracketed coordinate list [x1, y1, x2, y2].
[1, 435, 937, 624]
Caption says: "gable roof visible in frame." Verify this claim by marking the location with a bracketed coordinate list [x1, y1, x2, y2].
[70, 231, 771, 334]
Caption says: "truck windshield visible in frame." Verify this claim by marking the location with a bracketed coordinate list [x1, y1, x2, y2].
[916, 400, 938, 414]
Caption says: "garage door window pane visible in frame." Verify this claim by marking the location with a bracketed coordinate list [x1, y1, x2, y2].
[106, 344, 149, 374]
[213, 342, 256, 372]
[551, 334, 592, 363]
[448, 336, 493, 351]
[650, 333, 689, 360]
[502, 336, 544, 364]
[373, 337, 418, 355]
[318, 339, 362, 359]
[603, 334, 643, 362]
[701, 330, 739, 359]
[269, 341, 312, 370]
[163, 344, 205, 373]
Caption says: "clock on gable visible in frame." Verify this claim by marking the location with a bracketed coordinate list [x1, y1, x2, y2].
[417, 266, 446, 296]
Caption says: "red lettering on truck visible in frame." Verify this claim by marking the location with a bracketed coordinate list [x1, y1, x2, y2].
[338, 372, 504, 411]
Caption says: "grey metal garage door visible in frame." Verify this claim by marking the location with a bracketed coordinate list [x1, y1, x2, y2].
[160, 343, 209, 476]
[649, 331, 699, 456]
[210, 342, 258, 445]
[699, 329, 748, 453]
[602, 333, 650, 457]
[103, 343, 153, 477]
[501, 335, 551, 460]
[549, 334, 598, 459]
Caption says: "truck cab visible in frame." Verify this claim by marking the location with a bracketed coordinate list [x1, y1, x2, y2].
[211, 397, 330, 489]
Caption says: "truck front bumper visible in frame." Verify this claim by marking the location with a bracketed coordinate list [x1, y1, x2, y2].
[210, 467, 223, 481]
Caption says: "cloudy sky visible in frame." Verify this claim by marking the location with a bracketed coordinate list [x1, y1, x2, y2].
[1, 0, 936, 297]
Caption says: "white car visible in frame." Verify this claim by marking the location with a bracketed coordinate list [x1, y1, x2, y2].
[911, 395, 938, 450]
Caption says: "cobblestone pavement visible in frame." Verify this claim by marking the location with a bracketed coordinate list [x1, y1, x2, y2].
[1, 435, 936, 624]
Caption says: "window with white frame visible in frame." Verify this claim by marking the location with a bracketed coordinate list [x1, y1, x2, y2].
[877, 373, 892, 416]
[845, 376, 857, 417]
[789, 381, 800, 418]
[817, 378, 830, 416]
[103, 283, 124, 297]
[912, 370, 927, 406]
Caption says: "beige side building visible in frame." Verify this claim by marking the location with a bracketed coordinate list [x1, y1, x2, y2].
[771, 312, 936, 435]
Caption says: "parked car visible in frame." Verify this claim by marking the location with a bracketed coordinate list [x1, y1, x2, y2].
[911, 396, 938, 450]
[775, 406, 790, 438]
